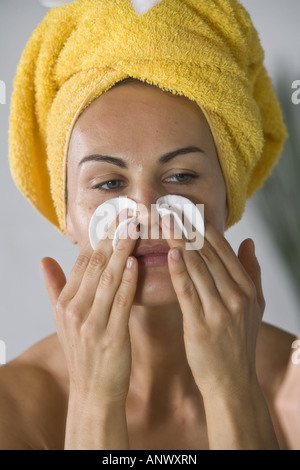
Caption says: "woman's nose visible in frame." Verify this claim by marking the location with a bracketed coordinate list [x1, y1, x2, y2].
[127, 184, 164, 239]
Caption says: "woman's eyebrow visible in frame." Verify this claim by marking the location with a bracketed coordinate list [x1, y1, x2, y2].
[78, 146, 204, 168]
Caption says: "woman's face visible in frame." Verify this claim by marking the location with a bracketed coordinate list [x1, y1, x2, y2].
[67, 82, 227, 306]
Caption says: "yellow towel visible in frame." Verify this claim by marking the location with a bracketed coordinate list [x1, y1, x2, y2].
[8, 0, 287, 234]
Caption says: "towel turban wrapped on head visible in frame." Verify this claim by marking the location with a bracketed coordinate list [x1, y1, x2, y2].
[9, 0, 287, 234]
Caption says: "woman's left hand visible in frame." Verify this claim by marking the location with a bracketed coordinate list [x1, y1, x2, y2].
[161, 215, 265, 396]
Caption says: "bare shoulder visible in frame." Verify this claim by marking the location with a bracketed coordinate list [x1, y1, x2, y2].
[256, 321, 296, 449]
[256, 321, 296, 396]
[0, 334, 68, 450]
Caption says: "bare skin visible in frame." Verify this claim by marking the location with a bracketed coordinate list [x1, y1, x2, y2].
[0, 81, 296, 450]
[275, 333, 300, 450]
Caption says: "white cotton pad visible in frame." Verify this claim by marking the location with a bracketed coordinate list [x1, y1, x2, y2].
[89, 197, 138, 250]
[156, 195, 205, 249]
[89, 195, 205, 251]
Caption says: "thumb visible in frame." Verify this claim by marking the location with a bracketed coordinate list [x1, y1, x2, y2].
[238, 239, 265, 313]
[41, 257, 67, 310]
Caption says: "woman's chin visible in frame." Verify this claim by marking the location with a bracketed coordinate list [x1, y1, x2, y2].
[132, 265, 178, 306]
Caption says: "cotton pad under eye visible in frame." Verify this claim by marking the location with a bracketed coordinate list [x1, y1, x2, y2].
[156, 195, 205, 249]
[89, 197, 138, 250]
[89, 195, 205, 252]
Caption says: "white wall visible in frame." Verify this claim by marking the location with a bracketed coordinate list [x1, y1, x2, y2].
[0, 0, 299, 362]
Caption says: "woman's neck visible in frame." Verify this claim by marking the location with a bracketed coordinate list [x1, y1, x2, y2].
[128, 303, 200, 408]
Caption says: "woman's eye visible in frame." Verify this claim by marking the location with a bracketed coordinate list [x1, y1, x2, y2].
[93, 180, 125, 191]
[165, 173, 197, 184]
[93, 174, 197, 191]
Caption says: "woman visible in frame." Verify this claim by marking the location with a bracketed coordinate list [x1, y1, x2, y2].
[0, 0, 295, 449]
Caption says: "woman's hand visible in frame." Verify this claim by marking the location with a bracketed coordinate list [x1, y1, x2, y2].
[162, 215, 264, 393]
[41, 213, 139, 449]
[162, 215, 277, 449]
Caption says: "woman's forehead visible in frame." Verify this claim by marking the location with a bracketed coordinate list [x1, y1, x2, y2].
[69, 82, 212, 157]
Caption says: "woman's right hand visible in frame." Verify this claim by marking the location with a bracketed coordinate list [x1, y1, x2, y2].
[41, 212, 139, 406]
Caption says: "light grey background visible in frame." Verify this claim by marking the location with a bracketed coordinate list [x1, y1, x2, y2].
[0, 0, 299, 362]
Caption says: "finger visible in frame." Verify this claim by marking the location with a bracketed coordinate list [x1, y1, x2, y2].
[105, 207, 136, 244]
[161, 212, 204, 254]
[59, 239, 93, 302]
[71, 209, 135, 308]
[197, 237, 249, 312]
[161, 213, 188, 251]
[204, 221, 255, 289]
[174, 246, 227, 314]
[167, 247, 205, 327]
[204, 226, 265, 315]
[85, 220, 139, 327]
[238, 239, 265, 313]
[162, 214, 222, 313]
[41, 257, 67, 310]
[107, 255, 139, 337]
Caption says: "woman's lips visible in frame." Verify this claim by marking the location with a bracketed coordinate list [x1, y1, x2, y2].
[133, 244, 170, 267]
[137, 252, 169, 267]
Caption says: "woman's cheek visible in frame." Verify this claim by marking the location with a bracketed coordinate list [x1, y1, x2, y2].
[199, 181, 227, 233]
[204, 202, 227, 234]
[68, 199, 96, 249]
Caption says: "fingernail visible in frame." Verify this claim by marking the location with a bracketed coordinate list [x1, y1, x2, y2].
[128, 221, 139, 239]
[171, 248, 181, 261]
[126, 257, 134, 269]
